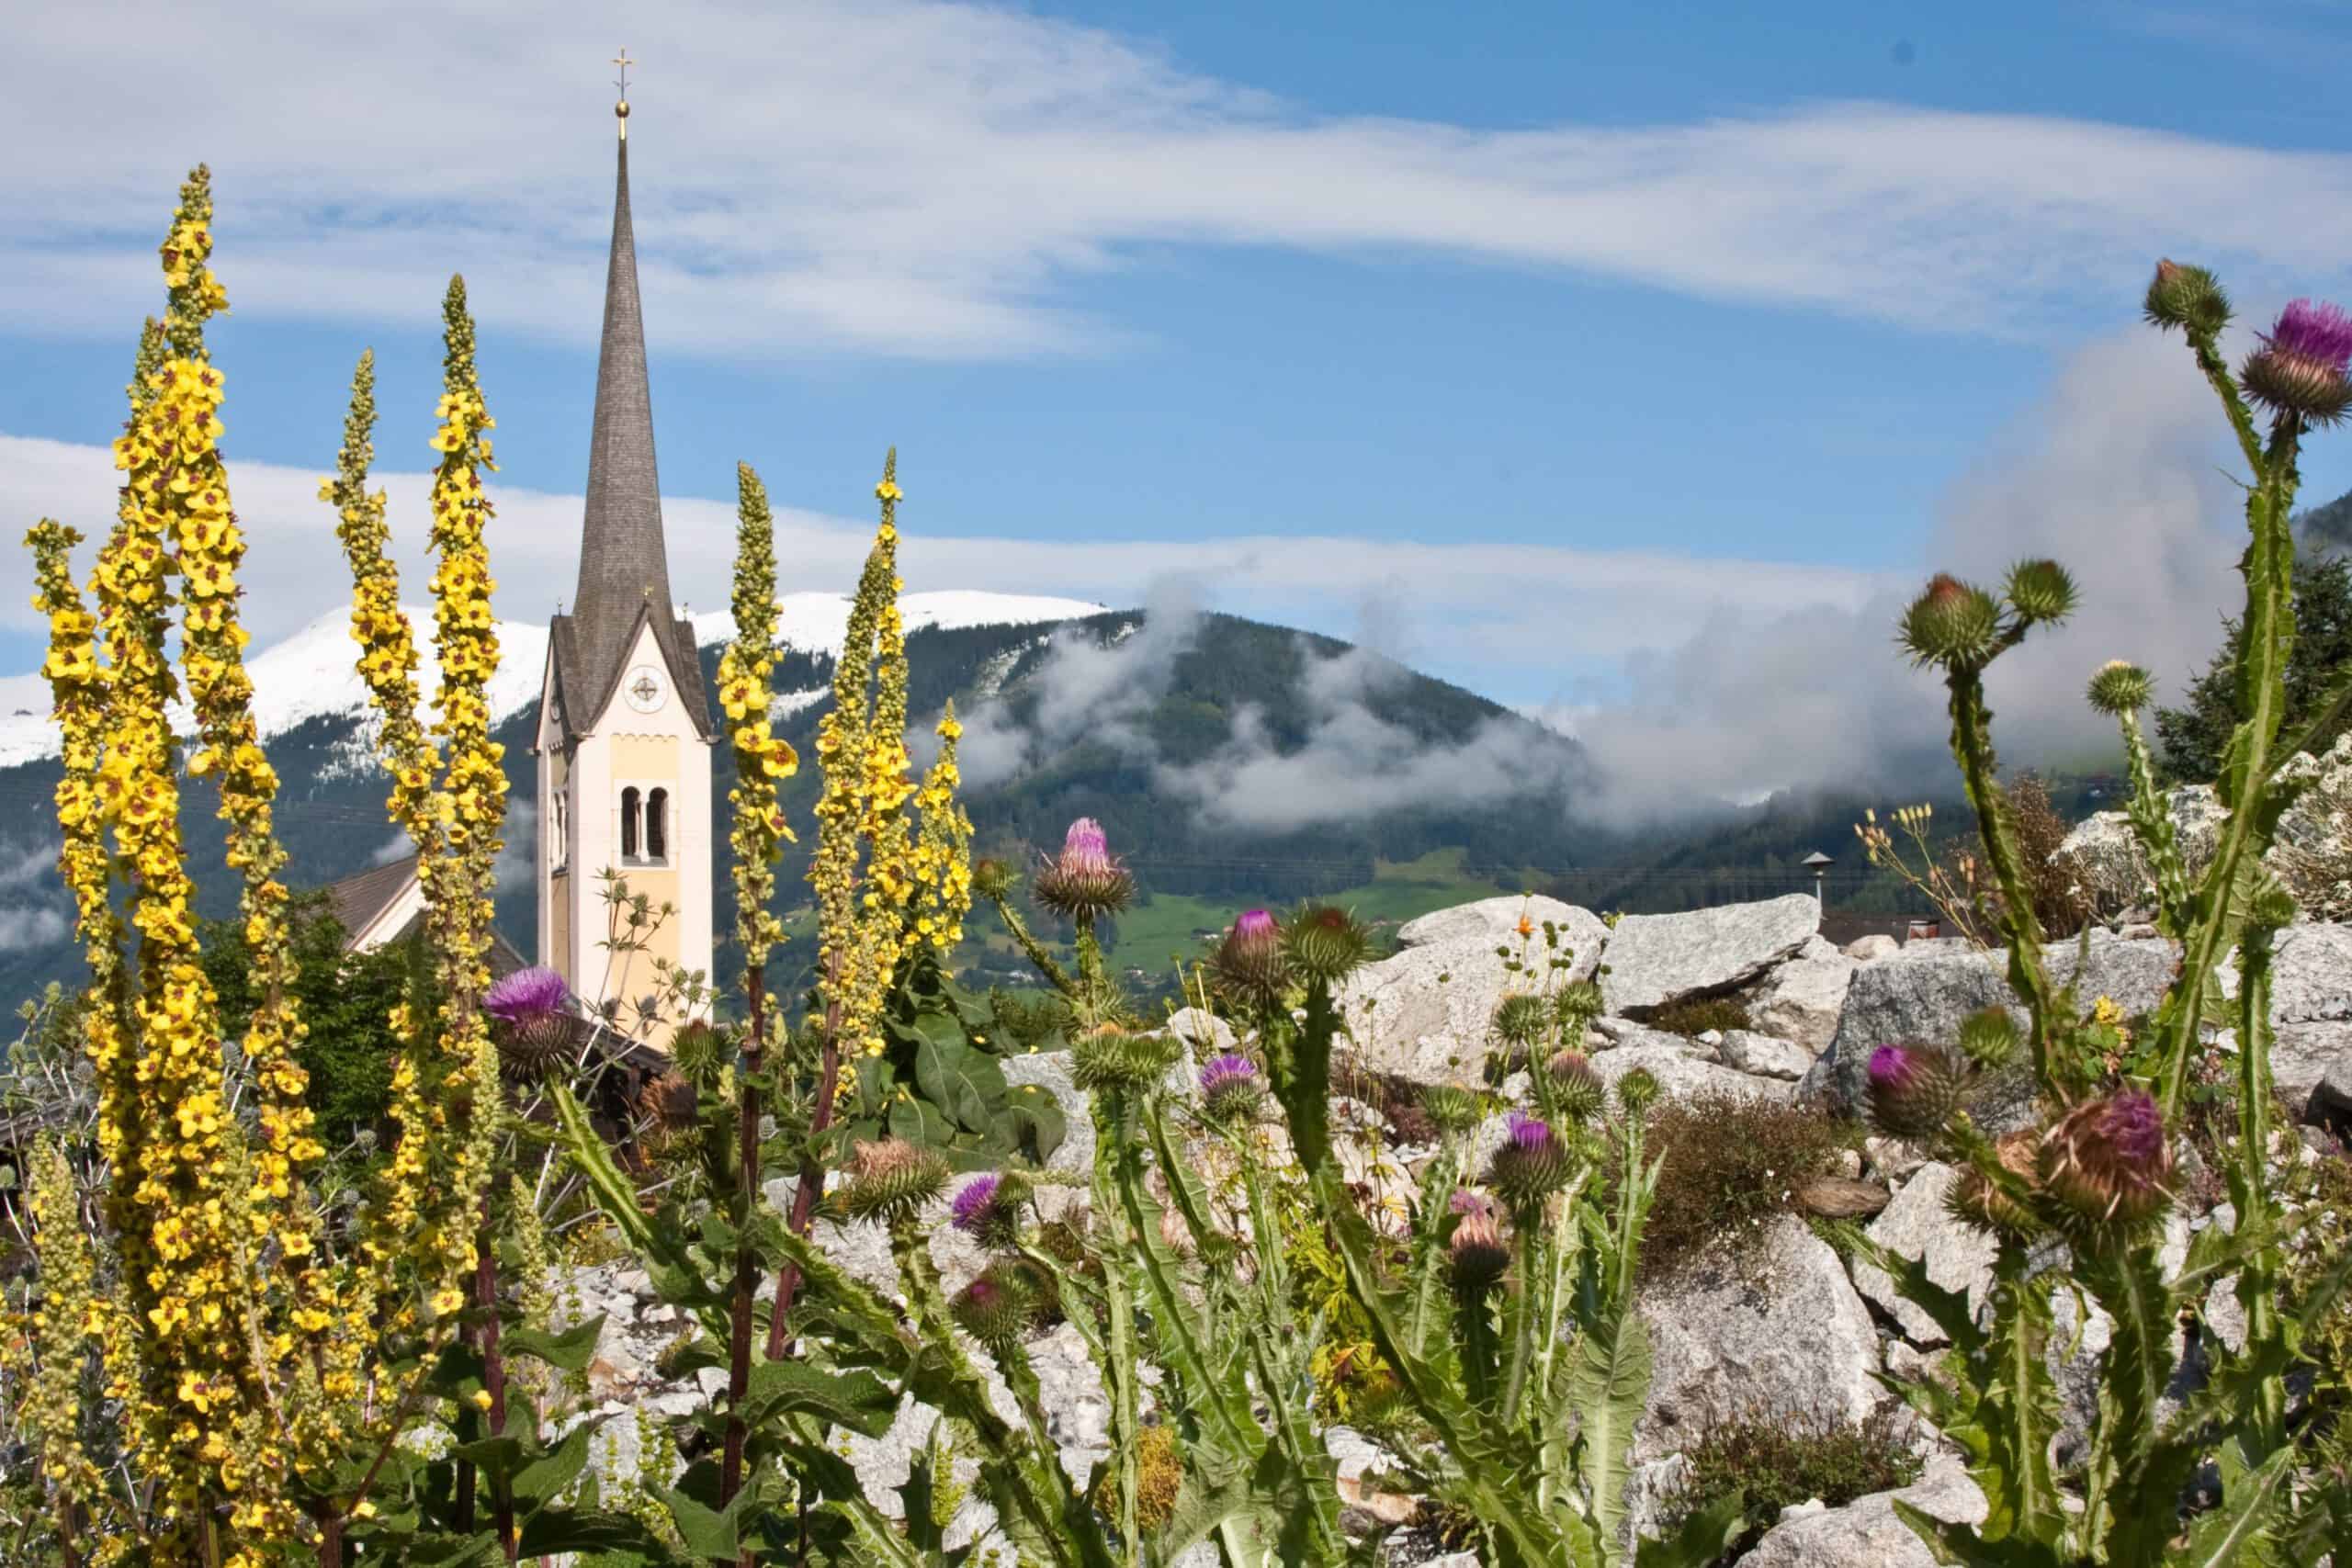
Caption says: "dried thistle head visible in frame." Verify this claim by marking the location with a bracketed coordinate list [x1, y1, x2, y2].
[2040, 1089, 2174, 1234]
[841, 1139, 950, 1225]
[1446, 1190, 1511, 1297]
[638, 1070, 698, 1132]
[1949, 1128, 2041, 1241]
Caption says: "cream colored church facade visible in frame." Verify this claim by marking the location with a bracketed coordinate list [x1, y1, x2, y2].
[532, 103, 717, 1036]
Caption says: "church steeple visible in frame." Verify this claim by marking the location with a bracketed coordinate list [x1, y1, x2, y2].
[551, 96, 710, 741]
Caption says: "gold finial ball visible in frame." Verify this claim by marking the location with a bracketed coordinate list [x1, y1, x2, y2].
[616, 99, 630, 118]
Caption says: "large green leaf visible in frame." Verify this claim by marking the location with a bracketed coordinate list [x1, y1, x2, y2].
[740, 1359, 899, 1438]
[1564, 1305, 1650, 1554]
[503, 1314, 606, 1373]
[907, 1010, 1008, 1134]
[1634, 1490, 1745, 1568]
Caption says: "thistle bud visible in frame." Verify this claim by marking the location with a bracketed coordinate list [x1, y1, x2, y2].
[1283, 905, 1372, 985]
[971, 856, 1019, 901]
[1446, 1190, 1511, 1297]
[840, 1138, 950, 1225]
[1211, 908, 1288, 1007]
[1955, 1006, 2021, 1068]
[2241, 299, 2352, 426]
[1898, 574, 2002, 670]
[639, 1070, 698, 1132]
[482, 965, 577, 1085]
[1614, 1066, 1662, 1120]
[951, 1269, 1038, 1353]
[1198, 1052, 1263, 1122]
[1864, 1043, 1969, 1138]
[1071, 1023, 1179, 1093]
[2142, 258, 2230, 336]
[1544, 1049, 1606, 1122]
[2040, 1089, 2174, 1230]
[1420, 1084, 1485, 1137]
[2004, 558, 2077, 626]
[1492, 993, 1551, 1050]
[1033, 818, 1134, 923]
[1949, 1128, 2041, 1241]
[950, 1171, 1028, 1247]
[2084, 660, 2153, 717]
[669, 1017, 725, 1078]
[1555, 978, 1605, 1029]
[1487, 1111, 1572, 1210]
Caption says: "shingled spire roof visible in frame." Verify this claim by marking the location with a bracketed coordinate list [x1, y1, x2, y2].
[548, 119, 713, 741]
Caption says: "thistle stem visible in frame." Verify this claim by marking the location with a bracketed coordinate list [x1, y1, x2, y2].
[767, 955, 844, 1359]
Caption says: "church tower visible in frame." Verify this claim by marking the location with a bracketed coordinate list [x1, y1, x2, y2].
[536, 87, 716, 1032]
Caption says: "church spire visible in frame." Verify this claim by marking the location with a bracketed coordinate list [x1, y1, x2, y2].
[555, 91, 710, 739]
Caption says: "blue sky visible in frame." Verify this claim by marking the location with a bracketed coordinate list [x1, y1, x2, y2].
[6, 0, 2352, 802]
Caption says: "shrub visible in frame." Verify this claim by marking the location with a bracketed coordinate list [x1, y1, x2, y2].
[1661, 1400, 1923, 1562]
[1648, 994, 1752, 1039]
[2003, 773, 2095, 938]
[1636, 1090, 1846, 1279]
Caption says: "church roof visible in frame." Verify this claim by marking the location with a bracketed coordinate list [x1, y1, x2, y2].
[552, 124, 713, 742]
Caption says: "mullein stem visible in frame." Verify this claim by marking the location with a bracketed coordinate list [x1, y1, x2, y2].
[720, 968, 763, 1546]
[767, 956, 844, 1360]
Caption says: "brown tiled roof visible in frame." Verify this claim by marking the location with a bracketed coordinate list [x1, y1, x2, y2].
[323, 854, 419, 942]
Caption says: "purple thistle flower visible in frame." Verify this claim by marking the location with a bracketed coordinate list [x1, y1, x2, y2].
[1234, 908, 1277, 941]
[1865, 1043, 1966, 1139]
[2269, 299, 2352, 370]
[1034, 817, 1133, 922]
[1211, 909, 1287, 1005]
[1488, 1111, 1570, 1210]
[2244, 299, 2352, 425]
[485, 964, 568, 1026]
[1506, 1111, 1554, 1151]
[1449, 1188, 1496, 1219]
[1199, 1052, 1263, 1122]
[1062, 818, 1112, 873]
[2041, 1089, 2174, 1230]
[951, 1173, 1003, 1235]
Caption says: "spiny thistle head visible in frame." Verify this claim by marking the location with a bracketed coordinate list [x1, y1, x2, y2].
[1421, 1084, 1486, 1137]
[1033, 818, 1133, 923]
[2040, 1089, 2174, 1231]
[1071, 1023, 1180, 1093]
[1446, 1190, 1511, 1296]
[639, 1070, 698, 1132]
[950, 1171, 1027, 1247]
[1283, 904, 1373, 986]
[1899, 573, 2002, 669]
[1555, 978, 1605, 1029]
[1198, 1052, 1263, 1122]
[2004, 559, 2077, 626]
[950, 1269, 1038, 1353]
[1487, 1111, 1572, 1210]
[1492, 992, 1552, 1049]
[1544, 1049, 1606, 1122]
[972, 856, 1019, 901]
[2243, 299, 2352, 427]
[483, 965, 576, 1083]
[1865, 1043, 1970, 1139]
[2086, 660, 2154, 716]
[1614, 1066, 1662, 1120]
[670, 1017, 727, 1080]
[1950, 1128, 2042, 1241]
[1956, 1005, 2022, 1069]
[841, 1139, 951, 1225]
[1211, 908, 1288, 1007]
[2143, 258, 2230, 336]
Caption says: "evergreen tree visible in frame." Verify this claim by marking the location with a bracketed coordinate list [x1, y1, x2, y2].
[2156, 552, 2352, 782]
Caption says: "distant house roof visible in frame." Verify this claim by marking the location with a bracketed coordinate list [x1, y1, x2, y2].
[1816, 912, 1920, 951]
[321, 853, 529, 978]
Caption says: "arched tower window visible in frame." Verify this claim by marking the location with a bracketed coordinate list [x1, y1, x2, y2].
[550, 790, 569, 873]
[647, 788, 669, 863]
[620, 786, 641, 862]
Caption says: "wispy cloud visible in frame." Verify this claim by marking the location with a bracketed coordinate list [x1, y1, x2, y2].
[9, 1, 2352, 357]
[0, 433, 1886, 699]
[0, 908, 68, 951]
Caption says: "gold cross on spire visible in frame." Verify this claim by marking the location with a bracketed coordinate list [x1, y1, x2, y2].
[613, 48, 634, 139]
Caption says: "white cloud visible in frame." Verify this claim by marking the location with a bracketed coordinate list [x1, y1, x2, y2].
[7, 2, 2352, 357]
[0, 433, 1887, 697]
[0, 908, 68, 951]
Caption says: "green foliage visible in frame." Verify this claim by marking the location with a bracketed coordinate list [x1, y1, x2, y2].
[1644, 995, 1751, 1040]
[1636, 1091, 1846, 1280]
[198, 886, 416, 1150]
[1659, 1401, 1922, 1562]
[2158, 550, 2352, 783]
[835, 954, 1068, 1169]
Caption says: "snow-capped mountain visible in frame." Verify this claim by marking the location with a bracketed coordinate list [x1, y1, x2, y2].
[0, 591, 1105, 767]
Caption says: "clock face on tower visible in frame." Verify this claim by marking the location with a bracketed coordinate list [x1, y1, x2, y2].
[623, 663, 668, 715]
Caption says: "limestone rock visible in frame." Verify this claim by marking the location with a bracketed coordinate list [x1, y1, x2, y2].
[1340, 907, 1600, 1084]
[1636, 1216, 1881, 1461]
[1600, 894, 1822, 1015]
[1738, 1456, 1988, 1568]
[1396, 894, 1610, 962]
[1595, 1041, 1796, 1109]
[1846, 934, 1902, 962]
[1161, 1007, 1236, 1061]
[1846, 1163, 1998, 1345]
[1806, 931, 2179, 1132]
[1751, 937, 1859, 1054]
[2055, 785, 2227, 917]
[2272, 1021, 2352, 1119]
[2263, 921, 2352, 1023]
[1720, 1028, 1817, 1081]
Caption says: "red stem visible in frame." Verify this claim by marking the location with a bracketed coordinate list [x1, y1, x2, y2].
[720, 964, 765, 1542]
